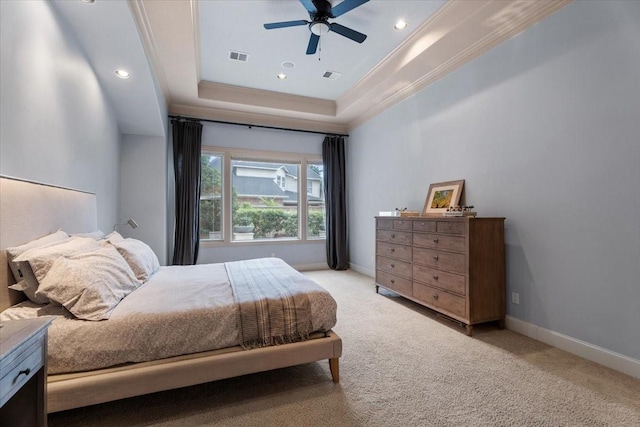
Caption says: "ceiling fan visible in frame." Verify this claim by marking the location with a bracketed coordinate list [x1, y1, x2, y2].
[263, 0, 370, 55]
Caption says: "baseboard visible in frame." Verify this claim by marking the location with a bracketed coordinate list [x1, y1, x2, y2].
[293, 263, 330, 272]
[506, 316, 640, 379]
[348, 262, 375, 278]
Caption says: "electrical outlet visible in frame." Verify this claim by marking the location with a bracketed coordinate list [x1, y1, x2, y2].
[511, 292, 520, 305]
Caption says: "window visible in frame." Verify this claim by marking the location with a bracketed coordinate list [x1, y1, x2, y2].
[199, 153, 223, 241]
[232, 159, 300, 241]
[307, 162, 326, 239]
[199, 147, 324, 244]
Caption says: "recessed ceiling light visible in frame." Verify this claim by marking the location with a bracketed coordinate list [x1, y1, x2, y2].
[394, 20, 408, 31]
[115, 69, 130, 79]
[277, 73, 287, 80]
[281, 61, 295, 69]
[80, 0, 95, 3]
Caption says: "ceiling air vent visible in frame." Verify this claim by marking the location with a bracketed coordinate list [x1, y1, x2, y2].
[229, 51, 249, 62]
[322, 70, 342, 80]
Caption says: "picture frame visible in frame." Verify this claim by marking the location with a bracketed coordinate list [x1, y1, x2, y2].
[422, 179, 465, 216]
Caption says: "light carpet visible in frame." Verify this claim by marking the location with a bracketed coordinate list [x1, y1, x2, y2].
[49, 269, 640, 426]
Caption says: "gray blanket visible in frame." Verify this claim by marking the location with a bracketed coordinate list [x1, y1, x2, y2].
[226, 258, 311, 349]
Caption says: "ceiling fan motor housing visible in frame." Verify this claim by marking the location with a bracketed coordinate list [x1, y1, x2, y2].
[310, 21, 330, 36]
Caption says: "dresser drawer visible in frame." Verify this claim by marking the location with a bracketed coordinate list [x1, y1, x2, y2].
[413, 232, 465, 252]
[436, 220, 466, 235]
[376, 270, 412, 295]
[413, 282, 466, 319]
[393, 219, 412, 230]
[0, 339, 43, 406]
[377, 229, 412, 245]
[413, 264, 466, 296]
[377, 241, 412, 261]
[376, 218, 394, 230]
[412, 220, 436, 233]
[413, 247, 465, 274]
[377, 256, 412, 279]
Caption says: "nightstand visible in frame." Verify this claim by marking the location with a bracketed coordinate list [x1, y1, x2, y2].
[0, 317, 53, 427]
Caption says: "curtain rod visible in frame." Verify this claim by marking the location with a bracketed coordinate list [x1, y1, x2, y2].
[169, 115, 348, 137]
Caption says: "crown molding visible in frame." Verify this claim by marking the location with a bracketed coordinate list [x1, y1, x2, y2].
[169, 103, 348, 135]
[343, 0, 572, 130]
[136, 0, 572, 134]
[128, 0, 170, 102]
[198, 81, 337, 117]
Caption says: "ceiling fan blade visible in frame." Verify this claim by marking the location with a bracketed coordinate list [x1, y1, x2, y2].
[329, 23, 367, 43]
[330, 0, 369, 18]
[264, 20, 309, 30]
[299, 0, 317, 15]
[306, 33, 320, 55]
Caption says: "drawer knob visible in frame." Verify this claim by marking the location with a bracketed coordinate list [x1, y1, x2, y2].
[390, 264, 395, 268]
[433, 294, 439, 301]
[13, 368, 31, 384]
[390, 248, 395, 253]
[390, 279, 395, 284]
[433, 238, 439, 243]
[433, 255, 439, 261]
[391, 233, 395, 238]
[433, 275, 439, 281]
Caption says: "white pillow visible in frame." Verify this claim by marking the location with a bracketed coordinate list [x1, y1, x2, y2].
[70, 230, 106, 240]
[37, 245, 141, 320]
[5, 230, 70, 304]
[109, 238, 160, 282]
[14, 236, 102, 289]
[105, 231, 124, 242]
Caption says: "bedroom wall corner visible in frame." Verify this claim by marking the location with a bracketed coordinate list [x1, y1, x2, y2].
[120, 134, 168, 265]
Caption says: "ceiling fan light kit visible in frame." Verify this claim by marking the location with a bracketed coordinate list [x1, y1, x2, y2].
[263, 0, 370, 55]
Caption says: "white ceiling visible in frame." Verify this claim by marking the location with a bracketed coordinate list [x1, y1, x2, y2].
[50, 0, 572, 137]
[198, 1, 446, 100]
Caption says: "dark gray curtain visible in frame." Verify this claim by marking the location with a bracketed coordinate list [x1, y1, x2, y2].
[322, 135, 348, 270]
[171, 119, 203, 265]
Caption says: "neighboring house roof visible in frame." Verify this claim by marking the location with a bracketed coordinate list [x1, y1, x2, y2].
[233, 175, 323, 203]
[203, 157, 323, 203]
[233, 175, 294, 201]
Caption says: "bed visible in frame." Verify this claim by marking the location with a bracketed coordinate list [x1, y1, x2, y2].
[0, 176, 342, 413]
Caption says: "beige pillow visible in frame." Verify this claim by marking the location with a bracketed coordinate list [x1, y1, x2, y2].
[109, 238, 160, 282]
[105, 231, 124, 242]
[5, 230, 69, 303]
[70, 230, 106, 240]
[37, 245, 141, 320]
[14, 237, 102, 290]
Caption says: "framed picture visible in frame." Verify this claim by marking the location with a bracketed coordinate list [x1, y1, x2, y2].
[422, 179, 465, 216]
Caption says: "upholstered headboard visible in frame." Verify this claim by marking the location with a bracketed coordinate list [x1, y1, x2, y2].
[0, 176, 98, 310]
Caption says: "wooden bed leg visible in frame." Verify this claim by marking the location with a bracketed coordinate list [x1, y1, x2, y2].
[329, 358, 339, 383]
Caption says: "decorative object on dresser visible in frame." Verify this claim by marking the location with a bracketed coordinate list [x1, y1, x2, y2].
[422, 179, 465, 216]
[375, 216, 505, 336]
[0, 317, 53, 427]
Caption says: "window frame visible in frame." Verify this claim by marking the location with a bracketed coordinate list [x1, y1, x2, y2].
[200, 145, 324, 246]
[199, 150, 225, 242]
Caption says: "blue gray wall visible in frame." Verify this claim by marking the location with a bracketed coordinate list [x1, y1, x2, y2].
[0, 0, 121, 233]
[347, 0, 640, 361]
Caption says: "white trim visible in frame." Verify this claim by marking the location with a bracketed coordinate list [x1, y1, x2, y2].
[506, 316, 640, 379]
[349, 262, 375, 279]
[335, 263, 640, 379]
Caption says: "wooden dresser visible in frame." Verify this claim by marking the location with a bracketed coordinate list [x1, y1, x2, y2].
[375, 216, 505, 335]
